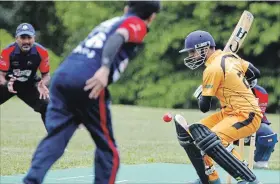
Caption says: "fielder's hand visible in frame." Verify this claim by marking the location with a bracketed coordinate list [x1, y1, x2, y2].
[193, 85, 203, 99]
[37, 80, 49, 100]
[7, 77, 17, 94]
[84, 66, 110, 99]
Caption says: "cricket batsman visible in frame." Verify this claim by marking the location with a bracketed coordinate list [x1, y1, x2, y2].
[175, 30, 263, 184]
[0, 23, 50, 126]
[23, 1, 161, 184]
[245, 80, 278, 169]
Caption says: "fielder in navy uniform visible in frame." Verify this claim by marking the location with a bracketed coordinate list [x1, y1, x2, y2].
[249, 80, 278, 169]
[0, 23, 50, 126]
[23, 1, 161, 184]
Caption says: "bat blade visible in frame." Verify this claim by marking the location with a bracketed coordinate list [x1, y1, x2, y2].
[174, 114, 189, 131]
[223, 10, 254, 53]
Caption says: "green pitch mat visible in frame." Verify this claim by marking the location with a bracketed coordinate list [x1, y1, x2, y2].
[1, 163, 280, 184]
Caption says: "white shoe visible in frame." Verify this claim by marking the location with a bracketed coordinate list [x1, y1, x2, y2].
[253, 161, 269, 169]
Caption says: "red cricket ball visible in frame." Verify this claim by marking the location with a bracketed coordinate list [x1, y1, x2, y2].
[163, 113, 173, 123]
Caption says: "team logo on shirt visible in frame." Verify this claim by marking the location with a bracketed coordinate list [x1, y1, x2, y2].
[12, 69, 32, 82]
[204, 84, 213, 89]
[11, 61, 20, 66]
[128, 23, 141, 32]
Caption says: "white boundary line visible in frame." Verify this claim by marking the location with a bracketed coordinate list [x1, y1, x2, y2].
[115, 180, 128, 183]
[56, 175, 94, 180]
[55, 175, 128, 183]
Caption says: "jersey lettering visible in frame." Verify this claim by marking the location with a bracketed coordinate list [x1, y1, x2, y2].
[85, 32, 106, 49]
[73, 45, 96, 59]
[11, 69, 32, 82]
[72, 17, 121, 59]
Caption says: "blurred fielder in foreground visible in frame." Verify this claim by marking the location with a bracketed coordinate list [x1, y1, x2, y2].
[175, 30, 262, 184]
[23, 1, 161, 184]
[0, 23, 50, 127]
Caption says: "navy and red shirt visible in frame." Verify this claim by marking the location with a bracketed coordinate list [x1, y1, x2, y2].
[66, 13, 147, 84]
[252, 85, 270, 124]
[0, 42, 50, 83]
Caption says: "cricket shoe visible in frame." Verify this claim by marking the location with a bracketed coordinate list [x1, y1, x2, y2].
[253, 161, 269, 169]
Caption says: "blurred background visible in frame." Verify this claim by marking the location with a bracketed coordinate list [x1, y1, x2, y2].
[0, 1, 279, 113]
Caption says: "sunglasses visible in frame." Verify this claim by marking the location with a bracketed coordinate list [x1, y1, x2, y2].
[19, 35, 33, 39]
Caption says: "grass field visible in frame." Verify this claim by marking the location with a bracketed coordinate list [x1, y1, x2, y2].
[1, 98, 279, 176]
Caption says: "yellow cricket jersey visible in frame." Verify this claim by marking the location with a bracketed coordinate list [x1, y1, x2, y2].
[202, 50, 262, 117]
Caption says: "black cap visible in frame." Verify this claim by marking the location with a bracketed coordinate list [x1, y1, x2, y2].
[127, 1, 161, 19]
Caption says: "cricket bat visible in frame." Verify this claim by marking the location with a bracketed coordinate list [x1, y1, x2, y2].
[223, 10, 254, 53]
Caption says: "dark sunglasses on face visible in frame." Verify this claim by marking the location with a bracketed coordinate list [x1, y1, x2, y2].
[19, 35, 32, 39]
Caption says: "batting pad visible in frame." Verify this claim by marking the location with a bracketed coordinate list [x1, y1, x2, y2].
[189, 123, 256, 182]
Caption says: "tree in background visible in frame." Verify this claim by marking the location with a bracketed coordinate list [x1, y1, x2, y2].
[0, 1, 68, 55]
[1, 1, 279, 112]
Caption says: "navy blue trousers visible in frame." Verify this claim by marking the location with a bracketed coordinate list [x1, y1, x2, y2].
[23, 60, 120, 184]
[254, 122, 276, 162]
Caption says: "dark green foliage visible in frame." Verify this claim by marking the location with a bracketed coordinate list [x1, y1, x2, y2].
[0, 1, 279, 112]
[0, 1, 68, 55]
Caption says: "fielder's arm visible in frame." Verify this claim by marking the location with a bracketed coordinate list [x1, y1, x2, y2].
[38, 48, 51, 86]
[41, 72, 51, 86]
[0, 71, 7, 86]
[0, 49, 10, 86]
[101, 17, 147, 69]
[101, 31, 126, 69]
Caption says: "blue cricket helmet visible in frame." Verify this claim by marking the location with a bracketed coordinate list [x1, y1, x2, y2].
[179, 30, 216, 53]
[179, 30, 216, 70]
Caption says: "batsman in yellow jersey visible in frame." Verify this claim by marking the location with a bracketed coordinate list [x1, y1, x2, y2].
[174, 30, 263, 184]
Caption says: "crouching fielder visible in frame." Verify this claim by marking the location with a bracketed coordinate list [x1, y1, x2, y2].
[247, 81, 278, 169]
[175, 30, 263, 184]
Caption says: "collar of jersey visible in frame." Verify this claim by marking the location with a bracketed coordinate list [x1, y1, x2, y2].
[205, 49, 222, 67]
[124, 13, 149, 33]
[14, 43, 37, 55]
[14, 43, 21, 54]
